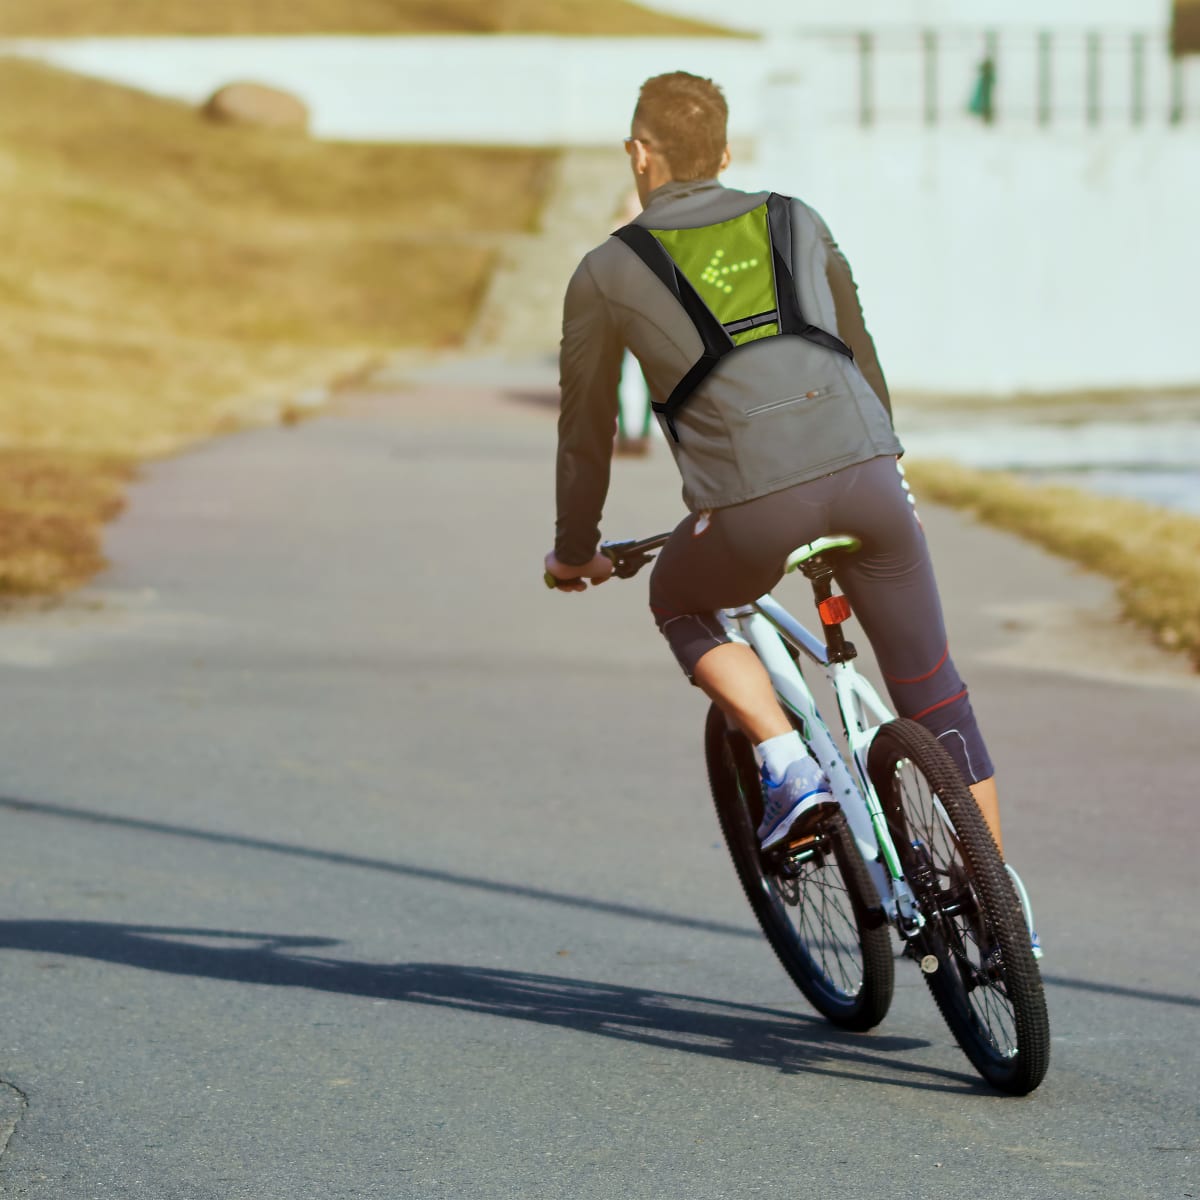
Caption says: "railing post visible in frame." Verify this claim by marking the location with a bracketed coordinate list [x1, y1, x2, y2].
[1037, 31, 1053, 128]
[858, 31, 874, 128]
[923, 30, 938, 127]
[1131, 32, 1146, 126]
[1086, 31, 1102, 128]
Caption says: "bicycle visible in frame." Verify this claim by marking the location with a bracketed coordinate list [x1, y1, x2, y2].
[546, 531, 1050, 1094]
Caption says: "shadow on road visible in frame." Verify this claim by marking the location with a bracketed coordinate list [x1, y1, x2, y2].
[0, 918, 991, 1093]
[0, 794, 755, 940]
[4, 794, 1196, 1013]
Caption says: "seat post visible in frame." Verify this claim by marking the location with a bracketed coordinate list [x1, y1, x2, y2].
[799, 554, 857, 663]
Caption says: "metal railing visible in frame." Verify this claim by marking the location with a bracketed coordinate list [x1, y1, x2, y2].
[817, 27, 1194, 129]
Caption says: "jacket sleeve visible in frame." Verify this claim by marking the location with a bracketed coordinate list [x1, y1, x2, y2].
[816, 215, 893, 422]
[554, 256, 623, 565]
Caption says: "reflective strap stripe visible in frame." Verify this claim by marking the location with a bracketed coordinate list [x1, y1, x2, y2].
[723, 308, 779, 336]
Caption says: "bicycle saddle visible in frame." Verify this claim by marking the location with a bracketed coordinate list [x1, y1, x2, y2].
[783, 535, 862, 575]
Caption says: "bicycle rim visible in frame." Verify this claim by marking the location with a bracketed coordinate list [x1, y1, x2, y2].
[869, 719, 1050, 1094]
[706, 704, 893, 1031]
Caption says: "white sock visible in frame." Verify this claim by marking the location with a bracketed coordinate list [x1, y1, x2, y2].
[753, 730, 807, 784]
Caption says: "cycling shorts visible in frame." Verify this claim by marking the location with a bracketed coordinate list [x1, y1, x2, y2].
[648, 454, 994, 783]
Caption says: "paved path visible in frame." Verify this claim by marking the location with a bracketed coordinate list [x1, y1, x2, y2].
[0, 362, 1196, 1198]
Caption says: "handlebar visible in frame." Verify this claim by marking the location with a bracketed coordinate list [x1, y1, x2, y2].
[543, 532, 672, 590]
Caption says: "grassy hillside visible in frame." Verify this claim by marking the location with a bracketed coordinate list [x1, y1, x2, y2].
[0, 58, 553, 594]
[0, 0, 741, 36]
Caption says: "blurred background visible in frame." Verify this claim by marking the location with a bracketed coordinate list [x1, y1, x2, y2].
[1, 12, 1197, 1192]
[0, 0, 1197, 594]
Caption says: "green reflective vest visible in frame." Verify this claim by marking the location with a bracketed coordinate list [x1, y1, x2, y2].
[613, 193, 852, 441]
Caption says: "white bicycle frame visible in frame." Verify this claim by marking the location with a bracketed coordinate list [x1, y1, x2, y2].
[717, 587, 925, 935]
[594, 530, 1038, 951]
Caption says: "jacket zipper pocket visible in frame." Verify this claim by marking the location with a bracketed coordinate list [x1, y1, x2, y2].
[744, 388, 829, 418]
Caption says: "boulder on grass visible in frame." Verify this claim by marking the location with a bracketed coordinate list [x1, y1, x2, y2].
[203, 83, 309, 133]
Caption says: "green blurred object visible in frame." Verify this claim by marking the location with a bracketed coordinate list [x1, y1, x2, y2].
[617, 351, 654, 442]
[968, 57, 996, 123]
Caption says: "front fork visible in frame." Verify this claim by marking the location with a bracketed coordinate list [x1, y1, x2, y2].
[829, 662, 925, 936]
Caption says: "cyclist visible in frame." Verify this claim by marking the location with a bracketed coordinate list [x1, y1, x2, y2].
[544, 71, 1006, 858]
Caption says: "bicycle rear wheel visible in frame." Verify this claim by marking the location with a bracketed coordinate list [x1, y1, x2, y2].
[868, 718, 1050, 1094]
[705, 703, 893, 1031]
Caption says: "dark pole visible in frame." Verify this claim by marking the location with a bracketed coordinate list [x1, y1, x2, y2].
[1131, 32, 1146, 127]
[985, 30, 998, 125]
[858, 31, 874, 128]
[1169, 53, 1185, 125]
[923, 30, 938, 127]
[1086, 31, 1101, 128]
[1037, 31, 1052, 128]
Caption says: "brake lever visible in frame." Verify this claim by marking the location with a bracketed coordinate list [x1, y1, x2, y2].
[607, 550, 653, 579]
[544, 534, 666, 589]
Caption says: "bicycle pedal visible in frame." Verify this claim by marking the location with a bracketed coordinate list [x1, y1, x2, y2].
[764, 841, 821, 876]
[783, 828, 823, 850]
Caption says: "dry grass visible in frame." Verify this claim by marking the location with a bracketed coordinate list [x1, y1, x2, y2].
[0, 58, 554, 594]
[905, 459, 1200, 669]
[0, 0, 741, 36]
[0, 451, 132, 595]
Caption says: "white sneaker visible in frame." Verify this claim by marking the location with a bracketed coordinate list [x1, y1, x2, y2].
[757, 757, 837, 850]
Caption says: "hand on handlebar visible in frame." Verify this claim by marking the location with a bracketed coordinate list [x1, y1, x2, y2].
[543, 550, 615, 592]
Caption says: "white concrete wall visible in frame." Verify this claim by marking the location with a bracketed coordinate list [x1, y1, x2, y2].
[762, 125, 1200, 392]
[761, 27, 1200, 392]
[4, 36, 764, 144]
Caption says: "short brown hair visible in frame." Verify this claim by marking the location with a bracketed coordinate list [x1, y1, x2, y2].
[632, 72, 728, 181]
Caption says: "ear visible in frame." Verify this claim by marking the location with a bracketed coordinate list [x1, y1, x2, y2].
[719, 144, 731, 172]
[631, 140, 652, 176]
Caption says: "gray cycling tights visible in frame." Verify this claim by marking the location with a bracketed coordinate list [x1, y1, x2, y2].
[649, 454, 994, 784]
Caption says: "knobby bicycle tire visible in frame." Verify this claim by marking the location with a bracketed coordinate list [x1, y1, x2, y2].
[705, 703, 893, 1031]
[868, 718, 1050, 1094]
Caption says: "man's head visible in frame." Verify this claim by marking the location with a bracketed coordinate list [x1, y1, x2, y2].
[626, 71, 730, 204]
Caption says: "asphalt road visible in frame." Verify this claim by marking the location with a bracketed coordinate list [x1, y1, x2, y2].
[0, 360, 1195, 1199]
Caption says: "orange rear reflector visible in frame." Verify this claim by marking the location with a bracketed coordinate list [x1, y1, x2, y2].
[819, 594, 852, 625]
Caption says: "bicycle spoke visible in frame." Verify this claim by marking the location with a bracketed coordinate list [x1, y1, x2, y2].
[869, 719, 1050, 1093]
[897, 759, 1024, 1057]
[706, 703, 894, 1032]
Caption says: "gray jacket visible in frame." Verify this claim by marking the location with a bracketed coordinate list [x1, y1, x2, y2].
[555, 178, 902, 564]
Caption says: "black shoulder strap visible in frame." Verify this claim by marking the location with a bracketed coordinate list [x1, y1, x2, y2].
[612, 224, 733, 441]
[766, 193, 854, 360]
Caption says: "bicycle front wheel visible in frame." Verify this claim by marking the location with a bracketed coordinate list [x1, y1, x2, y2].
[705, 703, 894, 1031]
[868, 718, 1050, 1094]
